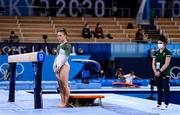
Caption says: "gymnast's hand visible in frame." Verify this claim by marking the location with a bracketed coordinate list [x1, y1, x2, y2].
[154, 71, 160, 77]
[53, 64, 59, 73]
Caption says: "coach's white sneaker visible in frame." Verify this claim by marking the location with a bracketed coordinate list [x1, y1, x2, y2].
[153, 104, 162, 110]
[162, 105, 169, 110]
[158, 104, 169, 110]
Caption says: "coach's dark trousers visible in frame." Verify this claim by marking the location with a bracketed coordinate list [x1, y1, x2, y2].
[156, 76, 170, 105]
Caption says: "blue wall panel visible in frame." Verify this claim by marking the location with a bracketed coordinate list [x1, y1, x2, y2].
[73, 43, 111, 60]
[111, 43, 180, 59]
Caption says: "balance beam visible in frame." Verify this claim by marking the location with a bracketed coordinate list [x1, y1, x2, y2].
[69, 94, 105, 107]
[8, 52, 45, 63]
[8, 52, 45, 109]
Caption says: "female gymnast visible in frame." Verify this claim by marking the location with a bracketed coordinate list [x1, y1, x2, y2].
[53, 28, 71, 108]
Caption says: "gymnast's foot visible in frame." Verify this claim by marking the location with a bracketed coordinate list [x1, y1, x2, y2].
[57, 104, 66, 108]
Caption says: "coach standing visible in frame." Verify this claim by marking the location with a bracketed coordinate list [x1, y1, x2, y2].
[152, 35, 171, 109]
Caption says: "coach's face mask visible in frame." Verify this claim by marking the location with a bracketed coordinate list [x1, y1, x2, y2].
[158, 43, 164, 49]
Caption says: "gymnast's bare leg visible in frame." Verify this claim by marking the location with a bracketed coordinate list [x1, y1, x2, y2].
[56, 64, 70, 108]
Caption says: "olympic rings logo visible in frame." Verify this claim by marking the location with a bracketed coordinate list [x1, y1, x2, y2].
[2, 45, 26, 54]
[170, 66, 180, 79]
[0, 63, 24, 80]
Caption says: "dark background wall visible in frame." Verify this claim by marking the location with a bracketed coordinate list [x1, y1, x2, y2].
[115, 57, 180, 79]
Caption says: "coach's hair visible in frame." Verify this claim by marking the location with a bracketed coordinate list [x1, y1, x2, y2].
[57, 28, 68, 36]
[159, 34, 168, 44]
